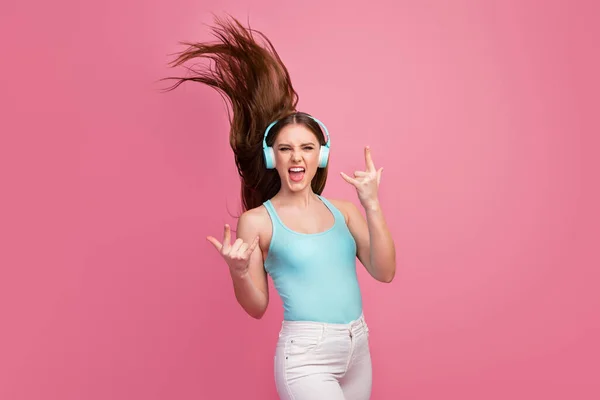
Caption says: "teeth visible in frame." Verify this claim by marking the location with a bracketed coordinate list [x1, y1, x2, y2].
[289, 168, 304, 172]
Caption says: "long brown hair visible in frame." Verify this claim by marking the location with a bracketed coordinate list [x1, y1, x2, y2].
[162, 15, 328, 212]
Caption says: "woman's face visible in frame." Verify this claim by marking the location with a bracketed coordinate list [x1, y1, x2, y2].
[272, 123, 321, 192]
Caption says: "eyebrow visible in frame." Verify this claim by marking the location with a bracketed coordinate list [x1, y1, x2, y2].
[277, 142, 317, 147]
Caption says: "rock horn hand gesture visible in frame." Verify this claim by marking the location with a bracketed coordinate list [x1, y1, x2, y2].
[340, 146, 383, 209]
[207, 224, 259, 278]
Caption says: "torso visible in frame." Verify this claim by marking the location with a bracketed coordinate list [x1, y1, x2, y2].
[259, 195, 362, 324]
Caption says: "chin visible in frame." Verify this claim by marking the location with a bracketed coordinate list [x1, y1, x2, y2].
[286, 180, 309, 191]
[284, 175, 314, 192]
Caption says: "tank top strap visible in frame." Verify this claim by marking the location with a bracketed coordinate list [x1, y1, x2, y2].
[316, 195, 345, 224]
[262, 199, 284, 232]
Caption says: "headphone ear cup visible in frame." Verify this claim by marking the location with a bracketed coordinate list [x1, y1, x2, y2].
[318, 146, 330, 168]
[263, 147, 276, 169]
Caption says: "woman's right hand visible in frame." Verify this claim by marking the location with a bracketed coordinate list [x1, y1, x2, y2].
[207, 224, 260, 278]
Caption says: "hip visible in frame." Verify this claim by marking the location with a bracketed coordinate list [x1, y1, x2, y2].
[275, 313, 371, 373]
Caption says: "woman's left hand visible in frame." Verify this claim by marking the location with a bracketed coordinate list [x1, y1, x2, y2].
[340, 146, 383, 210]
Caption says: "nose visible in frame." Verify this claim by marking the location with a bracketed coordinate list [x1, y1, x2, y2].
[291, 150, 302, 161]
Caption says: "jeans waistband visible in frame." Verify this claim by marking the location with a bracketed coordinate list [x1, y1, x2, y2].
[279, 313, 368, 336]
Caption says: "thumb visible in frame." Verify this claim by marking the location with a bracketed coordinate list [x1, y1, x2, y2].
[340, 171, 358, 186]
[206, 236, 223, 252]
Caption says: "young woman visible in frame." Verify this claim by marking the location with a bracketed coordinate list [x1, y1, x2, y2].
[165, 16, 396, 400]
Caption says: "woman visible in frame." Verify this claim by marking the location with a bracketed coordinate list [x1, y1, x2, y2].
[165, 16, 396, 400]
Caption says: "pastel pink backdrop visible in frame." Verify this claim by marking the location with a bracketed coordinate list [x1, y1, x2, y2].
[1, 0, 598, 399]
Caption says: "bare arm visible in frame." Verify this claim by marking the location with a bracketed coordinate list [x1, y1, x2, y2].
[339, 146, 396, 283]
[346, 200, 396, 283]
[230, 212, 269, 318]
[206, 212, 269, 319]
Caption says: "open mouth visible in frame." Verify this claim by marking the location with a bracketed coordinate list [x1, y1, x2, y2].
[288, 167, 305, 182]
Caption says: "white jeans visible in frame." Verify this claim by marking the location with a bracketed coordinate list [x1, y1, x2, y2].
[274, 314, 372, 399]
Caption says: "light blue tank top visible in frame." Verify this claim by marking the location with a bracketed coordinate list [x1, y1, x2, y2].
[262, 195, 363, 324]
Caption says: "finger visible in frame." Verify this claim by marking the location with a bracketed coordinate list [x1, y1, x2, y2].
[206, 236, 223, 252]
[377, 167, 383, 185]
[229, 238, 244, 256]
[354, 171, 368, 178]
[237, 243, 249, 258]
[244, 236, 260, 258]
[340, 171, 359, 186]
[222, 224, 232, 252]
[364, 146, 376, 172]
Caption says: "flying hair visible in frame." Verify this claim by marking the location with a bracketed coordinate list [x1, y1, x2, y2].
[162, 15, 329, 212]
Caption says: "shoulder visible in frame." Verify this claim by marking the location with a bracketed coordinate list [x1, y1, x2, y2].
[238, 204, 271, 231]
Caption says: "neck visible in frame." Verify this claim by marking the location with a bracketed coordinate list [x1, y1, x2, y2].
[272, 187, 319, 208]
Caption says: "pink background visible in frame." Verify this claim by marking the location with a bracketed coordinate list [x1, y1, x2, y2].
[1, 0, 599, 399]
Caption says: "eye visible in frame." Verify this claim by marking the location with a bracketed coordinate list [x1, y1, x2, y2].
[303, 146, 315, 150]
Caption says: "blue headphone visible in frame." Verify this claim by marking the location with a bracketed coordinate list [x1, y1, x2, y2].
[262, 115, 331, 169]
